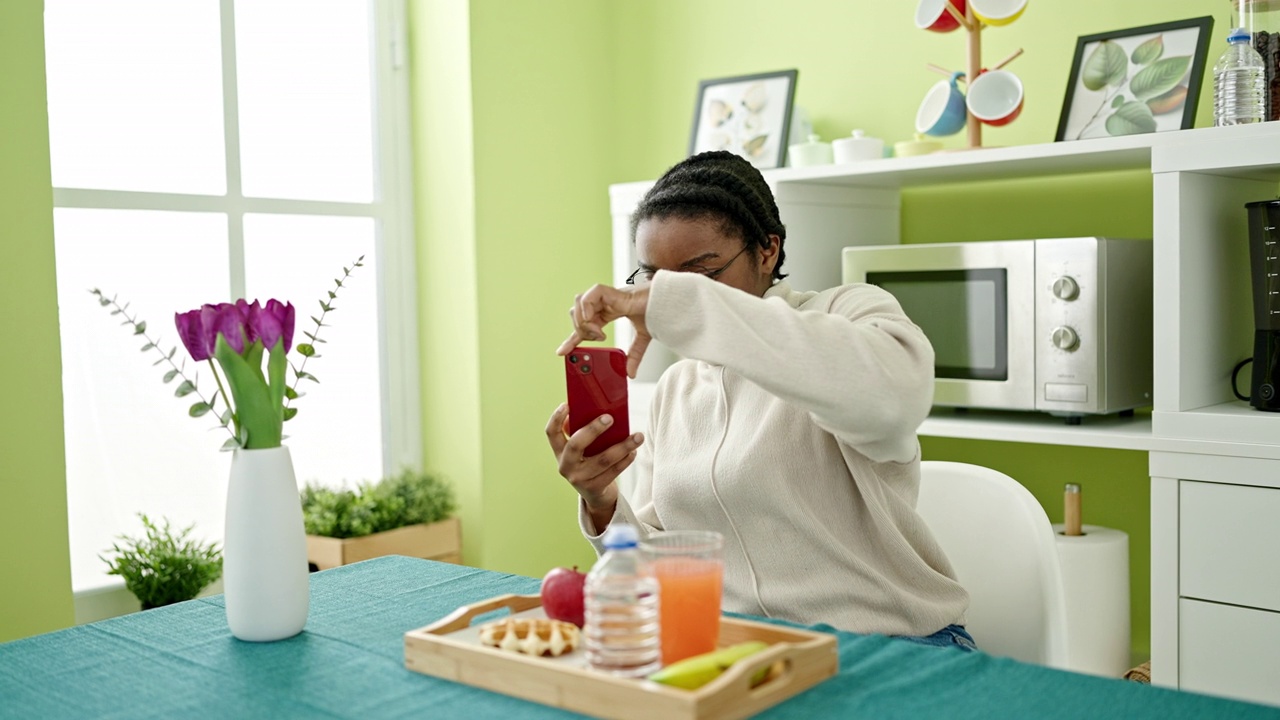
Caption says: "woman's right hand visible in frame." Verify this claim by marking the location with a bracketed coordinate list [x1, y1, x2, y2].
[557, 283, 651, 379]
[545, 403, 644, 522]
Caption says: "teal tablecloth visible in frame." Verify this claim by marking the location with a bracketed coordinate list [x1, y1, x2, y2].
[1, 556, 1276, 719]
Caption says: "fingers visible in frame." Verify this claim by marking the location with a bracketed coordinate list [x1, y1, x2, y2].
[559, 285, 624, 354]
[603, 447, 639, 478]
[561, 433, 644, 501]
[544, 403, 569, 455]
[575, 290, 606, 342]
[625, 334, 651, 379]
[556, 330, 586, 356]
[560, 413, 618, 464]
[558, 419, 642, 474]
[585, 449, 639, 490]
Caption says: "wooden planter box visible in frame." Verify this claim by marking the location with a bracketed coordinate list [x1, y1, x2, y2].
[307, 517, 462, 571]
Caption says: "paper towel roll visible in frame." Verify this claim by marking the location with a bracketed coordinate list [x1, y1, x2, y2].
[1051, 523, 1130, 678]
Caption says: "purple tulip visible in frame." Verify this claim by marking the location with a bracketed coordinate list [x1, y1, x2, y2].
[175, 309, 212, 361]
[247, 300, 280, 352]
[174, 298, 295, 362]
[235, 299, 260, 345]
[265, 299, 295, 353]
[204, 302, 248, 355]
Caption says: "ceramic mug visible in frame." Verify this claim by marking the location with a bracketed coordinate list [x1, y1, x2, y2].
[970, 0, 1026, 26]
[966, 70, 1024, 126]
[916, 72, 967, 137]
[915, 0, 968, 32]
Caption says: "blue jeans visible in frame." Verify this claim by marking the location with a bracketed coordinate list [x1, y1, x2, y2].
[896, 624, 978, 652]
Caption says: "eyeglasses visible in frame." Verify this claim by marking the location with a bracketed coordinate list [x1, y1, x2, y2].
[625, 244, 752, 286]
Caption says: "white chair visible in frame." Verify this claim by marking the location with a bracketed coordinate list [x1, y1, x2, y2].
[916, 460, 1069, 669]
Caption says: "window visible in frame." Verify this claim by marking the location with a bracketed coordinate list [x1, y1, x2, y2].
[44, 0, 420, 593]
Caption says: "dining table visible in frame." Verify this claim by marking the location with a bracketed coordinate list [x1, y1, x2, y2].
[1, 555, 1276, 719]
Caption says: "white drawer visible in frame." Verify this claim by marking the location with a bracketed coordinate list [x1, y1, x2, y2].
[1179, 599, 1280, 707]
[1180, 481, 1280, 612]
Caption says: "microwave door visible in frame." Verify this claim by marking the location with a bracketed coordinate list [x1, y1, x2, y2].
[842, 241, 1037, 412]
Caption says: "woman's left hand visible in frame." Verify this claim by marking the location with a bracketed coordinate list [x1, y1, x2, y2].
[557, 283, 651, 378]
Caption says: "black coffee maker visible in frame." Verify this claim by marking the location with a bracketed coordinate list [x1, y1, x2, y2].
[1238, 200, 1280, 411]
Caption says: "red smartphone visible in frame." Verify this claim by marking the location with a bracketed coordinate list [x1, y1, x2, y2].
[565, 346, 630, 457]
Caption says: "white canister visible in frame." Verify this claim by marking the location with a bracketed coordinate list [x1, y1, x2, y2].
[788, 134, 833, 168]
[833, 129, 885, 163]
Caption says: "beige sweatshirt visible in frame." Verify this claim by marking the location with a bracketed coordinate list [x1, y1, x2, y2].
[579, 271, 969, 636]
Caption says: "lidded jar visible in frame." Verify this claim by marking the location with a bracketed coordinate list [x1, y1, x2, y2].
[788, 134, 834, 167]
[833, 129, 886, 163]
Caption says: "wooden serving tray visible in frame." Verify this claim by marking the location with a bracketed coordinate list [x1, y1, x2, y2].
[404, 594, 839, 720]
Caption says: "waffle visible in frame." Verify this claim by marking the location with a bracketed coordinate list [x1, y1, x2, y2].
[476, 617, 580, 657]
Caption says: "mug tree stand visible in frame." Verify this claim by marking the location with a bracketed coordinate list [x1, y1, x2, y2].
[926, 1, 1023, 149]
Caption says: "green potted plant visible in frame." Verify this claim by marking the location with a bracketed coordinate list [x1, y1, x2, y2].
[100, 514, 223, 610]
[301, 469, 461, 570]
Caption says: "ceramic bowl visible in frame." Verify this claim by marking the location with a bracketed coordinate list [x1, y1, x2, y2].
[966, 70, 1024, 126]
[915, 0, 968, 32]
[894, 135, 943, 158]
[916, 73, 967, 137]
[970, 0, 1027, 26]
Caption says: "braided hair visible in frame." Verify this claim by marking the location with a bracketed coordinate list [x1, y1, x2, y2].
[631, 151, 788, 280]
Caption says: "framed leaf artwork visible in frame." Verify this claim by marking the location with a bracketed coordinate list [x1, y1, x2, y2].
[688, 69, 798, 169]
[1055, 17, 1214, 141]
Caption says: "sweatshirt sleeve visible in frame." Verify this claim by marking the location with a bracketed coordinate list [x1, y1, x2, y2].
[645, 272, 934, 463]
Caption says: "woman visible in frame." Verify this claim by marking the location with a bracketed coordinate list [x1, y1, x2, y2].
[545, 151, 974, 650]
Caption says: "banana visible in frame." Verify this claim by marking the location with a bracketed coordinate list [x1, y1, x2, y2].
[646, 641, 771, 690]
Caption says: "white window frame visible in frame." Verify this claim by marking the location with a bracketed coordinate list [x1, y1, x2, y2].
[55, 0, 420, 614]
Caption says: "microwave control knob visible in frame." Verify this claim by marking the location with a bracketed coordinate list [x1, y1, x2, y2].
[1051, 326, 1080, 351]
[1052, 276, 1080, 301]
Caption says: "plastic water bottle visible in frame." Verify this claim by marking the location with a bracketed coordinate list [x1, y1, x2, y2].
[584, 523, 662, 678]
[1214, 27, 1267, 126]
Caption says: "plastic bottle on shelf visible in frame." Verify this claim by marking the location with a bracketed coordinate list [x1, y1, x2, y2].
[583, 523, 662, 678]
[1214, 27, 1267, 126]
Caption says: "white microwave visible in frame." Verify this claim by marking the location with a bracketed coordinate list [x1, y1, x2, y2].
[842, 237, 1153, 421]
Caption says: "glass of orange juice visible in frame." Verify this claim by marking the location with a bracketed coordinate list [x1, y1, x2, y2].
[639, 530, 724, 666]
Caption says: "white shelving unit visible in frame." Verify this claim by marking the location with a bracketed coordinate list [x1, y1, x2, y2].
[1147, 129, 1280, 706]
[610, 122, 1280, 705]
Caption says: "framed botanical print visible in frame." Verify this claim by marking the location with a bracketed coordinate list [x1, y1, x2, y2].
[1056, 17, 1214, 141]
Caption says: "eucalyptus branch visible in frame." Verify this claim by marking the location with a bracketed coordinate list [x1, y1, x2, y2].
[206, 358, 237, 436]
[285, 255, 365, 414]
[90, 289, 235, 441]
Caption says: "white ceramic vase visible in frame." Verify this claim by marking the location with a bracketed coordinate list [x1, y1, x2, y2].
[223, 445, 309, 641]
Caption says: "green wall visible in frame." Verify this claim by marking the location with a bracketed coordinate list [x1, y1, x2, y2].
[410, 0, 617, 575]
[0, 0, 76, 642]
[410, 0, 1241, 662]
[410, 0, 486, 577]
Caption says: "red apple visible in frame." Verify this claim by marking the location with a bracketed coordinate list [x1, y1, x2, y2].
[541, 565, 587, 628]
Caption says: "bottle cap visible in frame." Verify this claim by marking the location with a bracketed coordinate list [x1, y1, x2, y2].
[602, 523, 639, 550]
[1229, 27, 1252, 43]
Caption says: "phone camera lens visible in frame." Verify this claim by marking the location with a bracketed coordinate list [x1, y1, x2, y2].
[569, 354, 579, 363]
[581, 365, 591, 374]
